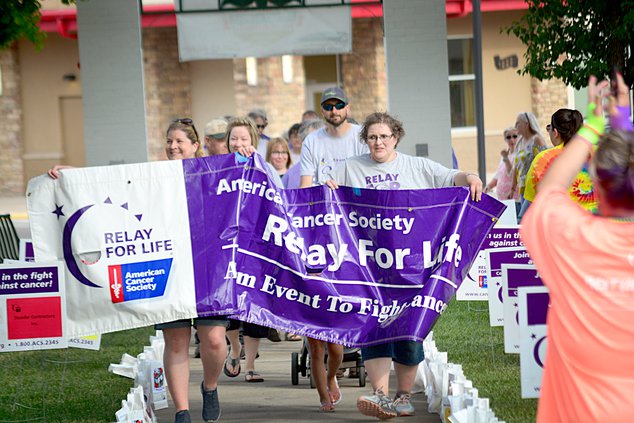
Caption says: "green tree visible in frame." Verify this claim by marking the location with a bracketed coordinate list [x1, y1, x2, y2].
[0, 0, 74, 51]
[506, 0, 634, 89]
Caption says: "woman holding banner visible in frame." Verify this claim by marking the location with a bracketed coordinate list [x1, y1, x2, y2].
[521, 74, 634, 422]
[222, 117, 283, 384]
[49, 119, 226, 423]
[326, 112, 482, 419]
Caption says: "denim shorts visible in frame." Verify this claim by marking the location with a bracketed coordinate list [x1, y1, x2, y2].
[227, 319, 270, 338]
[155, 316, 229, 330]
[361, 340, 424, 366]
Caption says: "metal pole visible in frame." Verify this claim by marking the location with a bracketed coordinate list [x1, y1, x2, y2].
[473, 0, 486, 180]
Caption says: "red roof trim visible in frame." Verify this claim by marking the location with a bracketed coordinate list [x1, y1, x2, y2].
[39, 1, 528, 38]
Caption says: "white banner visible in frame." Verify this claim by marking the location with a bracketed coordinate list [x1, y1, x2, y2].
[26, 162, 198, 337]
[518, 286, 549, 398]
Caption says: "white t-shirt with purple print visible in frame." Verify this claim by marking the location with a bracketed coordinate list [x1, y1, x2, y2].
[332, 152, 458, 190]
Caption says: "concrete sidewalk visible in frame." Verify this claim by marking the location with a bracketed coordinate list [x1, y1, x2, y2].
[154, 338, 440, 423]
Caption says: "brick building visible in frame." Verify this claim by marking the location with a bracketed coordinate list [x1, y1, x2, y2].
[0, 1, 571, 196]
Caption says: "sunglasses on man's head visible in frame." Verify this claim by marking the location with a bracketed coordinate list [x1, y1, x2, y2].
[505, 134, 518, 140]
[322, 102, 346, 112]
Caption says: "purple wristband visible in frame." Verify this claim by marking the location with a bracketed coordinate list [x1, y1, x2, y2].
[610, 105, 634, 131]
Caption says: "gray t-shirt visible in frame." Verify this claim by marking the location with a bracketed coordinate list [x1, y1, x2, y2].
[300, 125, 368, 186]
[332, 152, 458, 190]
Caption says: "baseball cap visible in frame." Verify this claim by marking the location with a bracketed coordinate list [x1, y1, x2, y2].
[320, 87, 348, 105]
[204, 118, 228, 139]
[248, 108, 267, 121]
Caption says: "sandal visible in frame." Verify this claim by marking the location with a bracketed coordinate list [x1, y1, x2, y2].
[244, 370, 264, 383]
[320, 402, 335, 412]
[223, 356, 241, 378]
[328, 379, 342, 405]
[285, 333, 302, 342]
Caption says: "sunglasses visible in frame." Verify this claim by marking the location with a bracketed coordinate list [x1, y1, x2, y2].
[546, 123, 556, 132]
[172, 118, 199, 141]
[322, 102, 346, 112]
[256, 124, 267, 130]
[505, 134, 518, 140]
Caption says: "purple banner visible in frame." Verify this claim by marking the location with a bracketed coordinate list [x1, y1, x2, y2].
[489, 249, 532, 277]
[0, 267, 59, 295]
[506, 267, 543, 297]
[189, 156, 506, 347]
[526, 291, 550, 326]
[183, 154, 247, 316]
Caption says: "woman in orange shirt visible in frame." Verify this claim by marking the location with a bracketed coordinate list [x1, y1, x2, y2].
[521, 74, 634, 423]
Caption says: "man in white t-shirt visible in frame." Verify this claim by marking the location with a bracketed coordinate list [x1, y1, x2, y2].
[299, 87, 368, 188]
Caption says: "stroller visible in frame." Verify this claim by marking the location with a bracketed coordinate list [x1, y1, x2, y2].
[290, 337, 366, 388]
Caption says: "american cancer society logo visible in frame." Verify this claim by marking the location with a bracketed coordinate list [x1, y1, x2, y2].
[52, 196, 175, 303]
[108, 259, 172, 303]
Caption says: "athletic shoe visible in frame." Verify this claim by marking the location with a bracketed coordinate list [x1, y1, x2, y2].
[357, 389, 397, 420]
[200, 382, 221, 422]
[393, 393, 415, 417]
[174, 410, 191, 423]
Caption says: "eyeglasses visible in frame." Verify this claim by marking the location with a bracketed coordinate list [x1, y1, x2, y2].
[271, 151, 289, 156]
[172, 118, 199, 141]
[546, 123, 556, 132]
[322, 102, 346, 112]
[505, 134, 518, 140]
[256, 124, 267, 130]
[366, 134, 394, 143]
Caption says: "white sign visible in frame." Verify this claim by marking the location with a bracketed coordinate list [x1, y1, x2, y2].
[486, 245, 531, 326]
[0, 262, 67, 352]
[518, 286, 549, 398]
[68, 333, 102, 351]
[456, 204, 518, 302]
[502, 264, 542, 353]
[176, 7, 352, 61]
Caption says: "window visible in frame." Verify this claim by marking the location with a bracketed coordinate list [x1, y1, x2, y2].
[448, 37, 475, 128]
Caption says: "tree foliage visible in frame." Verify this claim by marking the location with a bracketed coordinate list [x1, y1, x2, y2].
[0, 0, 74, 51]
[506, 0, 634, 89]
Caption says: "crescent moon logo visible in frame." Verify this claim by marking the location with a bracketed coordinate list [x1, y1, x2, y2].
[63, 204, 101, 288]
[533, 335, 547, 367]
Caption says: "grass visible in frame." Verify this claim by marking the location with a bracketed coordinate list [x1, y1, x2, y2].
[433, 299, 538, 423]
[0, 326, 155, 423]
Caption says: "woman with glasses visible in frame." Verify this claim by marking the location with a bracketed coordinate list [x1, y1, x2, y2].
[265, 137, 292, 178]
[49, 118, 226, 423]
[484, 127, 519, 200]
[520, 74, 634, 423]
[519, 108, 594, 220]
[511, 111, 548, 215]
[326, 112, 482, 419]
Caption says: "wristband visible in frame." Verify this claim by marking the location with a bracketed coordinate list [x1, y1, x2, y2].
[610, 105, 634, 131]
[577, 125, 601, 148]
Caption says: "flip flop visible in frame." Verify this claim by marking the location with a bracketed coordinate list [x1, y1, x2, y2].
[320, 401, 335, 412]
[223, 356, 241, 378]
[245, 370, 264, 383]
[328, 379, 342, 405]
[285, 333, 302, 341]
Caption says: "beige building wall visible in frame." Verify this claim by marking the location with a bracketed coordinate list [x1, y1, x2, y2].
[189, 59, 237, 133]
[0, 46, 25, 196]
[17, 34, 82, 186]
[448, 10, 533, 175]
